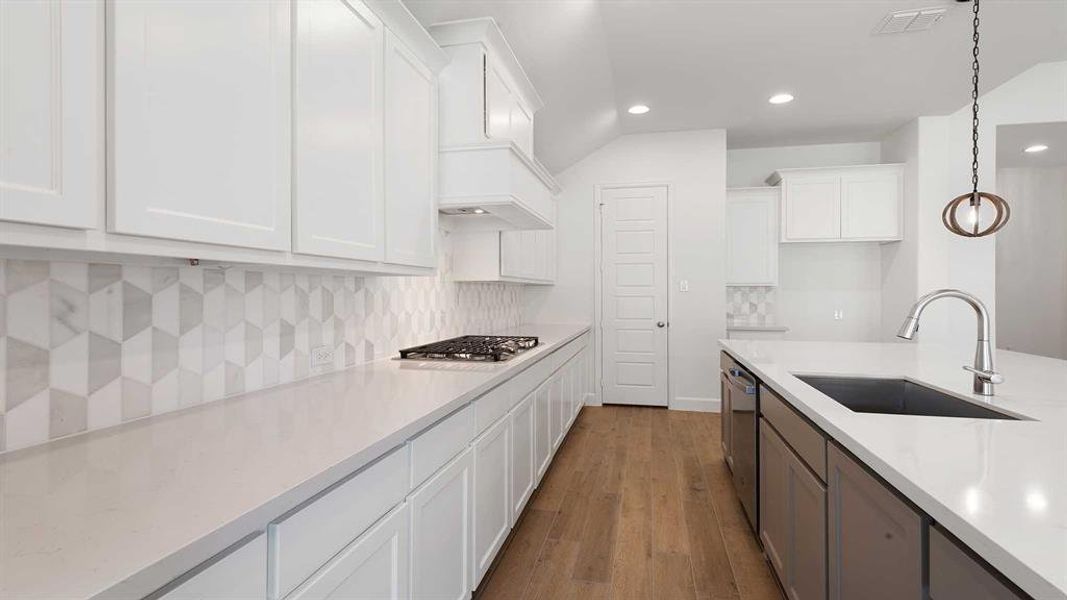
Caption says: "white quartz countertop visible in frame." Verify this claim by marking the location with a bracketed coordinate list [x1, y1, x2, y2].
[719, 339, 1067, 600]
[0, 323, 590, 600]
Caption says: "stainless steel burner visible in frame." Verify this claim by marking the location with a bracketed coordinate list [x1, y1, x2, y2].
[398, 335, 539, 362]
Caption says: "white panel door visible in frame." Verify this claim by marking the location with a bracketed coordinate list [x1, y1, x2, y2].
[533, 381, 551, 483]
[410, 448, 472, 600]
[726, 188, 779, 286]
[840, 168, 902, 240]
[293, 0, 383, 260]
[0, 0, 99, 229]
[781, 175, 840, 241]
[109, 0, 291, 249]
[289, 503, 410, 600]
[160, 534, 267, 599]
[471, 416, 510, 587]
[384, 30, 437, 268]
[599, 185, 669, 407]
[509, 391, 535, 523]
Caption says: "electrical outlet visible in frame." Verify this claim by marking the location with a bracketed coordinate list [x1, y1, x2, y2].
[679, 280, 690, 292]
[833, 309, 845, 321]
[311, 345, 334, 368]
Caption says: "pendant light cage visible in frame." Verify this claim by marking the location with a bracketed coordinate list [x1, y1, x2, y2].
[943, 0, 1011, 238]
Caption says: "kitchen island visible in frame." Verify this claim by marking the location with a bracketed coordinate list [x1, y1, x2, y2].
[720, 339, 1067, 600]
[0, 323, 591, 600]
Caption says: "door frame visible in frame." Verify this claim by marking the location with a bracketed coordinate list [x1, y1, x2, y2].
[593, 182, 673, 408]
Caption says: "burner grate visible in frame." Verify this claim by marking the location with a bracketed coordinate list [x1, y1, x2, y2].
[399, 335, 539, 362]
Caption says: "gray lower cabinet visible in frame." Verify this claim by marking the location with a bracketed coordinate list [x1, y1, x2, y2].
[929, 525, 1027, 600]
[827, 444, 924, 600]
[759, 419, 826, 600]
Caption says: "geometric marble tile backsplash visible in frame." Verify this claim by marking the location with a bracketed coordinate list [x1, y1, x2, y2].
[726, 285, 778, 326]
[0, 230, 523, 453]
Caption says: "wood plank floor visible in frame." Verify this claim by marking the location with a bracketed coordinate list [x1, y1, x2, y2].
[476, 406, 783, 600]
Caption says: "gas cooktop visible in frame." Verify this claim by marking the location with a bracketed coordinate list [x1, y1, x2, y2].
[398, 335, 539, 362]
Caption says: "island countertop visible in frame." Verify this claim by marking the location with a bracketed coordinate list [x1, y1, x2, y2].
[0, 323, 590, 600]
[719, 339, 1067, 600]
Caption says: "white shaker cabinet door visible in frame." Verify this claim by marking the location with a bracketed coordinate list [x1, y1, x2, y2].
[293, 0, 384, 260]
[781, 174, 840, 242]
[410, 448, 472, 600]
[159, 533, 267, 600]
[726, 188, 778, 286]
[509, 391, 536, 523]
[1, 0, 100, 229]
[289, 503, 410, 600]
[840, 168, 903, 241]
[533, 381, 551, 483]
[384, 30, 437, 268]
[108, 0, 291, 250]
[471, 415, 510, 587]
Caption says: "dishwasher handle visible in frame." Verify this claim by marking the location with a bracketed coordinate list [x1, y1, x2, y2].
[727, 368, 757, 396]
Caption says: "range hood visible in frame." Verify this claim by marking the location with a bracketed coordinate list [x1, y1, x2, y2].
[438, 142, 560, 232]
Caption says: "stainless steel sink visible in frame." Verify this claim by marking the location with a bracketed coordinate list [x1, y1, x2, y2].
[795, 375, 1020, 420]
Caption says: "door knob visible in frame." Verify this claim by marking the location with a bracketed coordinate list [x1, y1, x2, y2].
[656, 321, 666, 328]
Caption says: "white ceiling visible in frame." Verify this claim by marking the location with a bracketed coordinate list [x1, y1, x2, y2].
[406, 0, 1067, 174]
[997, 122, 1067, 168]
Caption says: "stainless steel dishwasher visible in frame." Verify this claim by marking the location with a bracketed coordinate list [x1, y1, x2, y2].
[721, 353, 759, 531]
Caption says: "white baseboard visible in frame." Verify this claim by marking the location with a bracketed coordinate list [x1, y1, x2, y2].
[670, 396, 721, 413]
[583, 392, 602, 407]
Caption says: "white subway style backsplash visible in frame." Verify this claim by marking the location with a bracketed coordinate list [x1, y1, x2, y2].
[0, 238, 523, 453]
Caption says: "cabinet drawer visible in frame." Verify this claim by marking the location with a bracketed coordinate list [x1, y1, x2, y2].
[929, 525, 1026, 600]
[474, 382, 515, 435]
[761, 385, 826, 481]
[159, 533, 267, 599]
[409, 403, 474, 489]
[269, 446, 410, 599]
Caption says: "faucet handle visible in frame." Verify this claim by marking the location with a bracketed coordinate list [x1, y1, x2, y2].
[963, 365, 1004, 384]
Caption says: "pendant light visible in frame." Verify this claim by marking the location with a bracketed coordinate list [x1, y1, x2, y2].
[942, 0, 1011, 238]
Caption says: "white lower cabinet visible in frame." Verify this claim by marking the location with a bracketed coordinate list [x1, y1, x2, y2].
[471, 416, 511, 587]
[533, 381, 552, 483]
[410, 448, 473, 600]
[159, 534, 267, 600]
[509, 391, 536, 523]
[288, 503, 410, 600]
[548, 371, 564, 451]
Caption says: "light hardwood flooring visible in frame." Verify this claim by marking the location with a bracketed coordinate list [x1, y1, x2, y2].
[475, 406, 783, 600]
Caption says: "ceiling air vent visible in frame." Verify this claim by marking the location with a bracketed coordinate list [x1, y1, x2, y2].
[874, 7, 947, 34]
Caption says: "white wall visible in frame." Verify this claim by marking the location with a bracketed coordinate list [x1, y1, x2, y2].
[995, 166, 1067, 359]
[525, 129, 727, 409]
[726, 142, 882, 188]
[882, 62, 1067, 356]
[727, 142, 885, 342]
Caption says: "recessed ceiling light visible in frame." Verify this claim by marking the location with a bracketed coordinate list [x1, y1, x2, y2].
[472, 208, 486, 214]
[1024, 144, 1049, 153]
[768, 93, 794, 105]
[627, 104, 650, 115]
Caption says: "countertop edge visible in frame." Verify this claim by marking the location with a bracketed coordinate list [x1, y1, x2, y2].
[89, 323, 591, 600]
[718, 340, 1066, 600]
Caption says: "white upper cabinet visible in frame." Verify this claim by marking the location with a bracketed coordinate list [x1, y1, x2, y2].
[293, 0, 384, 261]
[770, 164, 903, 243]
[108, 0, 291, 250]
[1, 0, 100, 229]
[840, 168, 903, 240]
[384, 30, 438, 268]
[726, 188, 779, 286]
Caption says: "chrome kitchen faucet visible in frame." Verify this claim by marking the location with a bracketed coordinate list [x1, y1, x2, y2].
[897, 289, 1003, 396]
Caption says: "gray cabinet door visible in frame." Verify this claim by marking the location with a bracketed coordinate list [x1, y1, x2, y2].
[828, 444, 923, 600]
[760, 419, 827, 600]
[929, 525, 1026, 600]
[759, 419, 789, 580]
